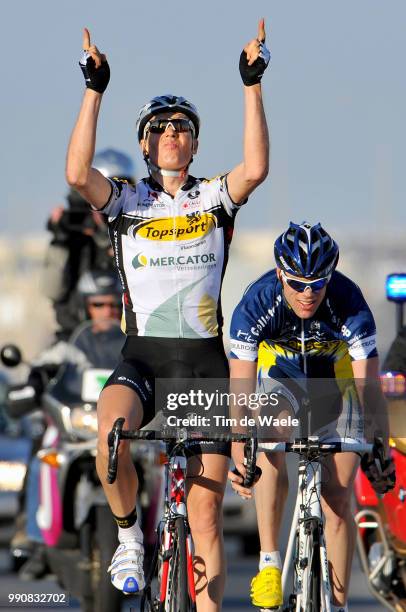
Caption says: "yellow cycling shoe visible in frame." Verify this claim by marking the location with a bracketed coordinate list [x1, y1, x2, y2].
[250, 566, 283, 609]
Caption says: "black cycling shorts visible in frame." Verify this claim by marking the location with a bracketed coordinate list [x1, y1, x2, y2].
[104, 336, 231, 456]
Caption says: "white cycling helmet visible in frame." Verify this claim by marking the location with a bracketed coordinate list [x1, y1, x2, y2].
[93, 149, 135, 182]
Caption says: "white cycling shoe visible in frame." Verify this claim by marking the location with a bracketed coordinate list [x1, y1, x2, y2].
[108, 539, 145, 594]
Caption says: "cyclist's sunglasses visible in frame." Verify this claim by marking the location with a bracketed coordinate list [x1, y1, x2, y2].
[146, 118, 195, 136]
[280, 270, 331, 293]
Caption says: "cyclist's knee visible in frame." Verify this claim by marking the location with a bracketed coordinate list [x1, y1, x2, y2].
[96, 419, 132, 461]
[96, 386, 142, 461]
[322, 489, 352, 524]
[261, 452, 288, 490]
[263, 451, 286, 470]
[188, 496, 223, 537]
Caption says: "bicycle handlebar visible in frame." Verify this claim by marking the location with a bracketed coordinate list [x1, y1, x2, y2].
[257, 437, 373, 455]
[120, 429, 254, 443]
[106, 417, 257, 485]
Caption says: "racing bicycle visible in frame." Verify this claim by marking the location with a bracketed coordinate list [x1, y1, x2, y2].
[258, 436, 373, 611]
[107, 417, 258, 612]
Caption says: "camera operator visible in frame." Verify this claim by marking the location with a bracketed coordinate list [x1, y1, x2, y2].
[42, 148, 135, 338]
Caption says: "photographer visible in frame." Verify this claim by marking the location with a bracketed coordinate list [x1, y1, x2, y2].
[42, 149, 135, 338]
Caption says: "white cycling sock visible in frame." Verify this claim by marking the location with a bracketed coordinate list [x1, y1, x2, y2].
[259, 550, 282, 571]
[331, 605, 348, 612]
[118, 521, 143, 544]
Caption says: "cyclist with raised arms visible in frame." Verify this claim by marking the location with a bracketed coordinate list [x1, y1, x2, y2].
[228, 222, 394, 611]
[65, 21, 270, 611]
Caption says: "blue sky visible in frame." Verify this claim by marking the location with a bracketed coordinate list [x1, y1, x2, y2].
[2, 0, 405, 236]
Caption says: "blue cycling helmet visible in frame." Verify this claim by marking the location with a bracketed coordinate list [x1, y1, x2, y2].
[77, 270, 122, 300]
[274, 222, 339, 278]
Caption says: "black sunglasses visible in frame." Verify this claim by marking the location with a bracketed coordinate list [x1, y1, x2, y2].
[147, 118, 194, 135]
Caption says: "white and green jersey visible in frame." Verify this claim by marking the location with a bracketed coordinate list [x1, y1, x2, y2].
[101, 174, 244, 338]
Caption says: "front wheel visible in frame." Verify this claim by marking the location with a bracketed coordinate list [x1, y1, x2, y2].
[167, 517, 189, 611]
[305, 524, 321, 612]
[141, 517, 195, 612]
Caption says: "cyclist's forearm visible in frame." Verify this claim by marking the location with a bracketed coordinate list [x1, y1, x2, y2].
[229, 359, 257, 427]
[356, 379, 390, 445]
[241, 84, 269, 182]
[231, 441, 245, 466]
[66, 89, 103, 188]
[367, 387, 390, 444]
[352, 357, 390, 447]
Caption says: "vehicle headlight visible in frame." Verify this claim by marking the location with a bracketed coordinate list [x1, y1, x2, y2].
[0, 461, 27, 492]
[71, 405, 98, 437]
[381, 372, 406, 397]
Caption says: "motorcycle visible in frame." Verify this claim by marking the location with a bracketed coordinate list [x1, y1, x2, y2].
[354, 273, 406, 611]
[1, 320, 163, 612]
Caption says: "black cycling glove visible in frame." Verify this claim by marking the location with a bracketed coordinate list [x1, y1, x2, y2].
[232, 464, 262, 488]
[239, 41, 271, 86]
[79, 51, 110, 94]
[361, 438, 396, 495]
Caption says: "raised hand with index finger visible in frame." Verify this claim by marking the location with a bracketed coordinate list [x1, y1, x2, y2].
[79, 28, 110, 94]
[239, 19, 271, 87]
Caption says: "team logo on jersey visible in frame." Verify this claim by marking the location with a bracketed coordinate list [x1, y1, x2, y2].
[186, 211, 201, 224]
[131, 251, 216, 269]
[134, 213, 216, 241]
[140, 190, 166, 207]
[187, 190, 200, 199]
[111, 179, 126, 199]
[182, 200, 200, 210]
[132, 253, 148, 269]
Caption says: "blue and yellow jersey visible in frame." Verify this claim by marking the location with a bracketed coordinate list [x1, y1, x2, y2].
[229, 269, 378, 382]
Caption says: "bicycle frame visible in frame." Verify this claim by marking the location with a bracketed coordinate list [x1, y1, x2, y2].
[157, 446, 196, 609]
[285, 453, 331, 611]
[258, 437, 372, 612]
[107, 419, 257, 611]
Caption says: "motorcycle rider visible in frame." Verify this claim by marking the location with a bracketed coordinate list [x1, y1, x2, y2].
[0, 371, 10, 432]
[9, 269, 123, 581]
[65, 20, 270, 610]
[383, 325, 406, 373]
[355, 289, 406, 608]
[42, 149, 134, 339]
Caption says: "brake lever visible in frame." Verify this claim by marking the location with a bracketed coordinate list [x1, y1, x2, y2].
[107, 417, 125, 484]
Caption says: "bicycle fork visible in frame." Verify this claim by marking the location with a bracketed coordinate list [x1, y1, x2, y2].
[161, 454, 196, 610]
[283, 458, 332, 611]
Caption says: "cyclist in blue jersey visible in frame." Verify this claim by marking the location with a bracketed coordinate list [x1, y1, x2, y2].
[65, 21, 270, 612]
[228, 222, 393, 612]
